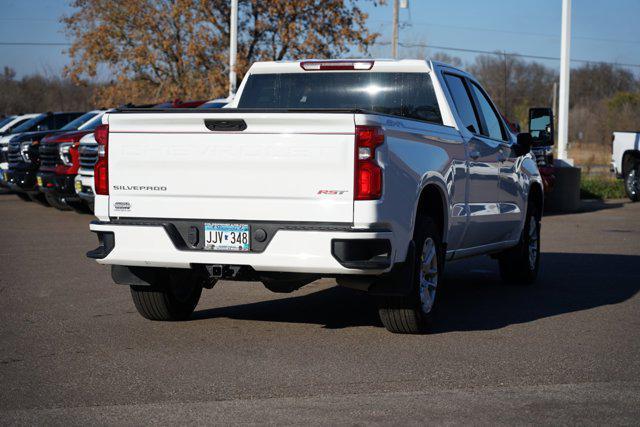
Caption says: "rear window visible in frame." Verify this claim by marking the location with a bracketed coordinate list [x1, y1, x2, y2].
[238, 72, 442, 124]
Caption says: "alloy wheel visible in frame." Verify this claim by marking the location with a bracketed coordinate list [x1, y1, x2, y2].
[419, 237, 439, 314]
[528, 219, 539, 270]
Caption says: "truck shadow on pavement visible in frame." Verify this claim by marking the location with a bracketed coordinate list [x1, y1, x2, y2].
[544, 199, 626, 217]
[192, 252, 640, 332]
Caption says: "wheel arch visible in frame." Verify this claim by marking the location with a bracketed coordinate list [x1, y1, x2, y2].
[528, 181, 544, 219]
[415, 181, 449, 244]
[622, 150, 640, 176]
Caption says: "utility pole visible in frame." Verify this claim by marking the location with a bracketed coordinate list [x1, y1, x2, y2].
[557, 0, 571, 164]
[503, 51, 508, 119]
[229, 0, 238, 98]
[392, 0, 399, 59]
[391, 0, 408, 59]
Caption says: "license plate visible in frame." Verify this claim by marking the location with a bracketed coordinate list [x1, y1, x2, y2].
[75, 180, 82, 193]
[204, 223, 250, 252]
[36, 176, 43, 187]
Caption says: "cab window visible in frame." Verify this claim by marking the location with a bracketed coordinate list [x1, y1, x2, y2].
[443, 74, 480, 134]
[469, 82, 506, 141]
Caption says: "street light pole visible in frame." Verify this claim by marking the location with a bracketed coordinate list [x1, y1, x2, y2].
[392, 0, 398, 59]
[557, 0, 571, 164]
[229, 0, 238, 98]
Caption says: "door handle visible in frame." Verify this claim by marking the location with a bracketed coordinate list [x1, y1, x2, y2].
[469, 150, 480, 160]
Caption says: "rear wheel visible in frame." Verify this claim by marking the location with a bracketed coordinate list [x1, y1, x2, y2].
[624, 163, 639, 202]
[130, 270, 202, 321]
[44, 193, 72, 211]
[498, 200, 541, 285]
[378, 215, 443, 334]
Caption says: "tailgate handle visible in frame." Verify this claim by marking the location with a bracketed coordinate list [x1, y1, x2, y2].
[204, 119, 247, 132]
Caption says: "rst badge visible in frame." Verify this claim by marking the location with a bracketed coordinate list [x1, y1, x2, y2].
[317, 190, 348, 195]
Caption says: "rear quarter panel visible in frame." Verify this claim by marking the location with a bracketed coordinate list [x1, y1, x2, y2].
[353, 114, 466, 263]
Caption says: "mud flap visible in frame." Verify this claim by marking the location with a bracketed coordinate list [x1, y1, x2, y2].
[336, 240, 416, 296]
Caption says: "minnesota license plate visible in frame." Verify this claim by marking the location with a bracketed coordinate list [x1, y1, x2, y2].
[204, 223, 250, 252]
[75, 180, 82, 193]
[36, 176, 43, 187]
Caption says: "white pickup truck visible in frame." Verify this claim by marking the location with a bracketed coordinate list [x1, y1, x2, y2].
[611, 131, 639, 202]
[87, 59, 543, 333]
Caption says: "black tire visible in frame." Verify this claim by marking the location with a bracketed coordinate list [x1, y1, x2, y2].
[498, 200, 541, 285]
[378, 215, 444, 334]
[28, 192, 50, 207]
[624, 162, 640, 202]
[44, 193, 72, 211]
[130, 270, 202, 321]
[15, 192, 31, 202]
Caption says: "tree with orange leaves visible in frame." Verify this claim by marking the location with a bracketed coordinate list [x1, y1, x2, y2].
[63, 0, 381, 106]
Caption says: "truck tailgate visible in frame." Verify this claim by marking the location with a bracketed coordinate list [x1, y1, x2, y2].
[107, 112, 355, 222]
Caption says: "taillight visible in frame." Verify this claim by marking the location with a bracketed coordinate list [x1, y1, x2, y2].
[355, 125, 384, 200]
[94, 124, 109, 195]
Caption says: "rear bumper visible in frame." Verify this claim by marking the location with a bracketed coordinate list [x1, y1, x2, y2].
[89, 221, 395, 275]
[38, 172, 80, 202]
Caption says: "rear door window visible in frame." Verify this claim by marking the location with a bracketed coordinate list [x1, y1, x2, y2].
[443, 74, 480, 134]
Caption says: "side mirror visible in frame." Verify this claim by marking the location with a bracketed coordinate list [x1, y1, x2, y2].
[514, 133, 532, 157]
[528, 107, 554, 146]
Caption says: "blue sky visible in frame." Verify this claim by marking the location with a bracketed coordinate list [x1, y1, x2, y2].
[1, 0, 639, 79]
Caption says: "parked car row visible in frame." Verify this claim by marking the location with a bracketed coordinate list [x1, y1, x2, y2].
[0, 98, 229, 211]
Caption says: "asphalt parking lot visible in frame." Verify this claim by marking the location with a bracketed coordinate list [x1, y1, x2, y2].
[1, 193, 639, 424]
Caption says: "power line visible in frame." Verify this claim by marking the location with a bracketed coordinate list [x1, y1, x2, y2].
[376, 41, 640, 69]
[0, 18, 59, 23]
[2, 39, 638, 68]
[370, 19, 640, 45]
[0, 42, 70, 46]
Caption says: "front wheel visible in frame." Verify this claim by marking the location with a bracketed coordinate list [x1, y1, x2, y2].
[377, 215, 443, 334]
[130, 270, 203, 321]
[498, 201, 541, 285]
[624, 163, 640, 202]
